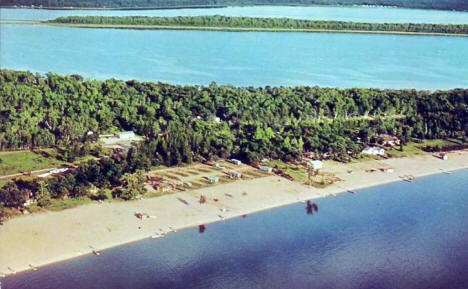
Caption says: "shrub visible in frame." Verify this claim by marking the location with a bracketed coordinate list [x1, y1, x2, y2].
[37, 192, 52, 207]
[112, 188, 138, 201]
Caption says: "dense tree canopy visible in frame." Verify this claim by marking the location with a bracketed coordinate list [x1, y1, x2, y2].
[2, 0, 468, 11]
[49, 16, 468, 35]
[1, 69, 467, 209]
[1, 70, 467, 161]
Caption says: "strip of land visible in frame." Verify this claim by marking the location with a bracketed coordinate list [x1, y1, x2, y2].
[42, 23, 468, 37]
[45, 16, 468, 36]
[1, 150, 467, 276]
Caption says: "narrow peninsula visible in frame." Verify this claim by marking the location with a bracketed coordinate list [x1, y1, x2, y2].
[47, 16, 468, 36]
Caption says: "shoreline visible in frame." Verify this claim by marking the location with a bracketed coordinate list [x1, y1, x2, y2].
[0, 5, 228, 11]
[1, 4, 467, 12]
[43, 23, 468, 37]
[1, 151, 468, 277]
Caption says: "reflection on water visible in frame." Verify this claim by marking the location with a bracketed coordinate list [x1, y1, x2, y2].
[198, 224, 206, 234]
[306, 201, 319, 215]
[3, 171, 468, 289]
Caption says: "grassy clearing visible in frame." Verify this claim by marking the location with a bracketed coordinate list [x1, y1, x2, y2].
[386, 138, 467, 158]
[417, 138, 464, 147]
[45, 197, 93, 212]
[266, 160, 309, 183]
[0, 151, 64, 176]
[385, 144, 426, 158]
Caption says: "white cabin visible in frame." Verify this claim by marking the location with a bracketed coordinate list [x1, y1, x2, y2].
[362, 147, 385, 156]
[308, 160, 323, 170]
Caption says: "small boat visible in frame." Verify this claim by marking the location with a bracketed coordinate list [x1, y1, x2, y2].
[92, 250, 101, 256]
[151, 234, 163, 239]
[443, 171, 452, 174]
[8, 267, 16, 274]
[29, 264, 38, 271]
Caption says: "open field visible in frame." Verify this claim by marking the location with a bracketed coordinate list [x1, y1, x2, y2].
[0, 151, 64, 177]
[1, 150, 467, 276]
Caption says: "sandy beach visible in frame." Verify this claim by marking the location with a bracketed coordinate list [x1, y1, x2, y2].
[1, 151, 467, 276]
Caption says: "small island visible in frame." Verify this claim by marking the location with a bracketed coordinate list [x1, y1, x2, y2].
[47, 16, 468, 36]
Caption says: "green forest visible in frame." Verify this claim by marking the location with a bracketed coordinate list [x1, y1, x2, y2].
[0, 69, 467, 211]
[2, 0, 468, 11]
[50, 15, 468, 35]
[1, 70, 467, 159]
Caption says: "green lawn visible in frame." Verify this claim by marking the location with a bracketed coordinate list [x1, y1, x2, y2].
[387, 138, 467, 158]
[44, 197, 93, 212]
[416, 138, 464, 148]
[0, 151, 64, 176]
[385, 143, 426, 158]
[266, 160, 309, 183]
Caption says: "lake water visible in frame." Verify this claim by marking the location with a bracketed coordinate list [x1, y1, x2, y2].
[1, 24, 467, 89]
[2, 170, 468, 289]
[2, 6, 468, 23]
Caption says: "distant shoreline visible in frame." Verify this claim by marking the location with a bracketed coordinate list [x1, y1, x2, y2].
[1, 4, 467, 12]
[0, 4, 228, 11]
[43, 22, 468, 37]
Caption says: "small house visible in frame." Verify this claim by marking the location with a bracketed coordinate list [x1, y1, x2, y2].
[230, 159, 242, 165]
[259, 165, 273, 173]
[38, 167, 69, 178]
[208, 176, 219, 183]
[115, 131, 136, 140]
[308, 160, 323, 170]
[362, 147, 385, 156]
[228, 170, 242, 179]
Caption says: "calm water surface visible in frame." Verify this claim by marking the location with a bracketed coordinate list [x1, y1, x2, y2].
[3, 170, 468, 289]
[1, 24, 467, 89]
[1, 6, 468, 23]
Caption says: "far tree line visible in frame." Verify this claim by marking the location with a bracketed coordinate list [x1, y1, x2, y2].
[2, 0, 468, 12]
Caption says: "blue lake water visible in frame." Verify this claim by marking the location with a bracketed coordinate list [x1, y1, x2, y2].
[2, 6, 468, 23]
[3, 170, 468, 289]
[1, 24, 467, 89]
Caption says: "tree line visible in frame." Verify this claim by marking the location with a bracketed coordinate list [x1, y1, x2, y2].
[2, 0, 468, 12]
[50, 16, 468, 35]
[0, 69, 467, 211]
